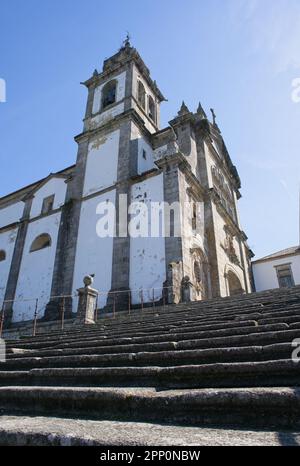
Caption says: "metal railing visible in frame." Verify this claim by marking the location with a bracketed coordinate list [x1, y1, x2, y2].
[0, 283, 199, 337]
[0, 293, 76, 338]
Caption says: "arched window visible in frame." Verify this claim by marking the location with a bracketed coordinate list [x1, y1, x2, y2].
[101, 80, 117, 110]
[0, 250, 6, 262]
[30, 234, 52, 252]
[192, 203, 197, 231]
[148, 96, 156, 122]
[137, 81, 146, 110]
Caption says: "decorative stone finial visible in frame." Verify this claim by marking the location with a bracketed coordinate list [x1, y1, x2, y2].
[197, 102, 207, 119]
[178, 101, 190, 116]
[93, 69, 98, 77]
[83, 275, 94, 287]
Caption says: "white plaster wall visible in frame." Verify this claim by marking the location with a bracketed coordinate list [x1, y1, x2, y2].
[131, 124, 155, 174]
[0, 202, 24, 228]
[83, 129, 120, 197]
[0, 228, 18, 307]
[89, 103, 124, 130]
[129, 174, 166, 304]
[30, 177, 67, 218]
[13, 213, 61, 322]
[72, 190, 116, 310]
[253, 255, 300, 292]
[92, 71, 126, 115]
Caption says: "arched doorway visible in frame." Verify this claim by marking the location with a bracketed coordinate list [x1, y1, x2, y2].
[227, 270, 244, 296]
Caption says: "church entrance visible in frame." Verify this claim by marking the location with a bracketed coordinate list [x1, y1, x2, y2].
[227, 270, 244, 296]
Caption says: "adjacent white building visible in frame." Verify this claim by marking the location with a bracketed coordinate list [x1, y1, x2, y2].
[252, 246, 300, 292]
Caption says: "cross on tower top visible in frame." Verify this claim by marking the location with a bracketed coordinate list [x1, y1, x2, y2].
[210, 108, 217, 125]
[123, 32, 131, 48]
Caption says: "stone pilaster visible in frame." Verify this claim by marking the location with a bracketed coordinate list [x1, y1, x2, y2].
[195, 135, 221, 298]
[44, 138, 90, 320]
[106, 119, 135, 311]
[162, 161, 184, 303]
[3, 197, 33, 325]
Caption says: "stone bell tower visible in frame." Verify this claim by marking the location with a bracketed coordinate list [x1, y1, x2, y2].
[46, 38, 167, 316]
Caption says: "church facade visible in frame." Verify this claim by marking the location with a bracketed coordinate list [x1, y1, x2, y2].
[0, 41, 253, 324]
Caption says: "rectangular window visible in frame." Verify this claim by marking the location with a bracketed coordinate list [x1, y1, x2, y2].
[41, 195, 55, 215]
[275, 264, 295, 288]
[192, 203, 197, 231]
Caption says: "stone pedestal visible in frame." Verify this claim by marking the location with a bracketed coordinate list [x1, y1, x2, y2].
[181, 276, 193, 303]
[76, 276, 98, 324]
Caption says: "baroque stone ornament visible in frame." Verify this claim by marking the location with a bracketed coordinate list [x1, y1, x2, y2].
[222, 227, 240, 266]
[83, 275, 94, 287]
[177, 101, 190, 116]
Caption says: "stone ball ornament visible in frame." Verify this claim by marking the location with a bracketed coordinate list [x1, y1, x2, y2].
[83, 275, 94, 287]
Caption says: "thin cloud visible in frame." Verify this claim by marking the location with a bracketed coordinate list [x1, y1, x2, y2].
[228, 0, 300, 72]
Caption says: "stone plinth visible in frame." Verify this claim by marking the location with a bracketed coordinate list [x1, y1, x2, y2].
[76, 276, 98, 324]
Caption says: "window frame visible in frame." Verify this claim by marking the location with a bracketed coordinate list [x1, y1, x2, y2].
[30, 234, 52, 253]
[41, 194, 55, 215]
[148, 95, 156, 123]
[275, 263, 295, 288]
[137, 80, 146, 110]
[101, 79, 117, 111]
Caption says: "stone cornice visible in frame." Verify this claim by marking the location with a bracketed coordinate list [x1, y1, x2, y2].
[0, 204, 65, 234]
[155, 151, 206, 201]
[75, 108, 152, 145]
[0, 222, 20, 234]
[76, 169, 162, 205]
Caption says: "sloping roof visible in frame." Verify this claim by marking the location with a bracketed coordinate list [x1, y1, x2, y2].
[0, 165, 75, 207]
[253, 246, 300, 263]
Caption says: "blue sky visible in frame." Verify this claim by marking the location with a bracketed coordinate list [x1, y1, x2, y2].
[0, 0, 299, 258]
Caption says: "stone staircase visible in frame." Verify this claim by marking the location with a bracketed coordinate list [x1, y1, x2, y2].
[0, 286, 300, 444]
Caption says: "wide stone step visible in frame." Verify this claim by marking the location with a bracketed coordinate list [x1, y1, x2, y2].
[8, 305, 299, 350]
[3, 328, 298, 371]
[0, 360, 298, 389]
[0, 343, 292, 371]
[0, 385, 299, 429]
[1, 415, 298, 446]
[13, 306, 300, 348]
[8, 292, 298, 339]
[7, 319, 261, 350]
[6, 300, 300, 348]
[6, 323, 288, 358]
